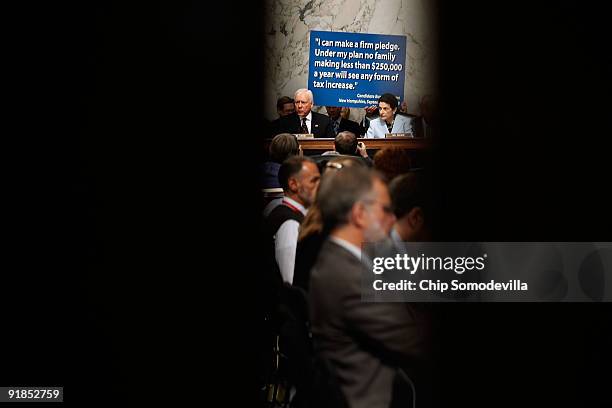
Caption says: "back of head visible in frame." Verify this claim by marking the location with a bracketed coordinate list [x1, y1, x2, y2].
[270, 133, 300, 164]
[317, 166, 374, 231]
[334, 131, 357, 155]
[373, 147, 412, 182]
[323, 155, 367, 174]
[278, 156, 315, 192]
[388, 171, 430, 220]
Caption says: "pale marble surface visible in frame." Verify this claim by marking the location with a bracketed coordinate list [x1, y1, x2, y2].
[264, 0, 437, 123]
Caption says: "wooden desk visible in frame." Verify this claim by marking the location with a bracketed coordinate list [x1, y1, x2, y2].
[264, 137, 429, 153]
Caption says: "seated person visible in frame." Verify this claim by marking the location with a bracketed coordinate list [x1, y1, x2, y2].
[365, 93, 414, 138]
[271, 89, 334, 138]
[276, 96, 295, 117]
[415, 94, 437, 138]
[325, 106, 365, 137]
[373, 147, 413, 182]
[321, 131, 372, 164]
[267, 96, 295, 137]
[262, 133, 301, 190]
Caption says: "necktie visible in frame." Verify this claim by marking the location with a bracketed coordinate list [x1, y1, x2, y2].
[301, 117, 309, 134]
[333, 119, 340, 135]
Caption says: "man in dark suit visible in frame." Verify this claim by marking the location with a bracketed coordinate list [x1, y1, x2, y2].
[310, 166, 429, 408]
[325, 106, 365, 137]
[272, 89, 335, 138]
[401, 94, 437, 138]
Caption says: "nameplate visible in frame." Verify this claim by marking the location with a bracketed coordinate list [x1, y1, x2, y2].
[385, 133, 414, 138]
[295, 133, 315, 139]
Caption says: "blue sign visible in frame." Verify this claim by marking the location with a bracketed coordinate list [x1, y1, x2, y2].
[308, 30, 407, 108]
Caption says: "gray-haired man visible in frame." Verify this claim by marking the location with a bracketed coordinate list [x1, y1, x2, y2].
[309, 166, 429, 408]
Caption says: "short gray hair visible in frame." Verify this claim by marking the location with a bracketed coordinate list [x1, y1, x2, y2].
[317, 166, 376, 229]
[294, 88, 314, 104]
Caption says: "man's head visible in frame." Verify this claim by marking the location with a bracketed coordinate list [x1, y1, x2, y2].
[278, 156, 320, 208]
[325, 106, 342, 121]
[388, 171, 431, 241]
[276, 96, 295, 117]
[318, 167, 394, 243]
[378, 93, 399, 124]
[294, 89, 314, 118]
[269, 133, 300, 164]
[334, 131, 358, 155]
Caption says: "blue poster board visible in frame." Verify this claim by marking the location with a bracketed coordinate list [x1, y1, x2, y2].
[308, 30, 407, 108]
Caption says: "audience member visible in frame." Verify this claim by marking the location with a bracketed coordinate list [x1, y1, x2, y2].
[388, 171, 433, 243]
[262, 133, 301, 190]
[373, 147, 413, 182]
[293, 156, 367, 292]
[320, 131, 371, 166]
[265, 156, 320, 284]
[365, 93, 414, 138]
[309, 166, 428, 408]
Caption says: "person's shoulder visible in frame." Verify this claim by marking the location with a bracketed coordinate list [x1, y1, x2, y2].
[317, 240, 362, 270]
[369, 116, 385, 127]
[311, 240, 363, 294]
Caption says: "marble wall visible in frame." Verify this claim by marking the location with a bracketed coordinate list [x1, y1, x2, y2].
[264, 0, 437, 122]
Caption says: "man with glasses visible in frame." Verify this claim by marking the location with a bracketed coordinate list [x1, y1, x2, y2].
[310, 166, 428, 408]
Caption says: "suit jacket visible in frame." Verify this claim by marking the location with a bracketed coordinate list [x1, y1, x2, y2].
[337, 118, 365, 137]
[411, 116, 430, 137]
[365, 114, 413, 138]
[309, 239, 427, 408]
[272, 111, 335, 138]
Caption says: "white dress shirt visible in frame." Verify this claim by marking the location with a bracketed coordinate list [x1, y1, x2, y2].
[274, 196, 307, 284]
